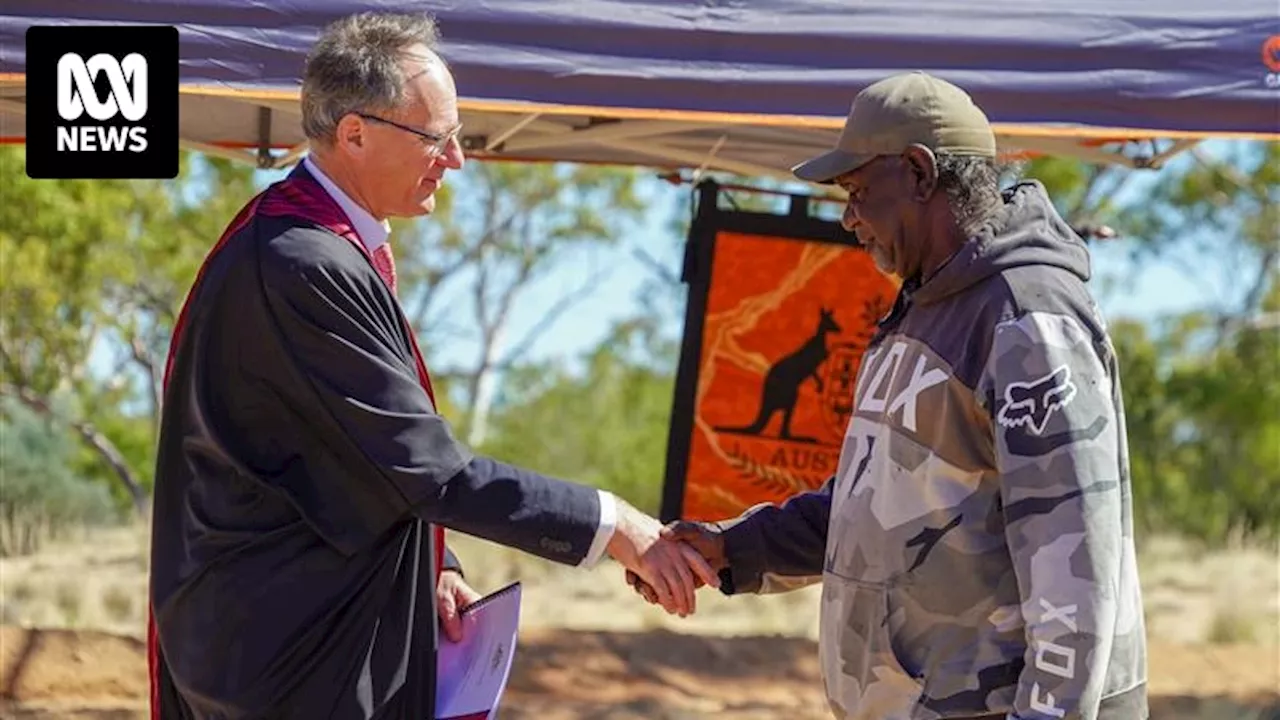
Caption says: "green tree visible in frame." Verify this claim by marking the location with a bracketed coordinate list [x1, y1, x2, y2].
[390, 161, 644, 446]
[1166, 284, 1280, 541]
[0, 397, 117, 556]
[478, 319, 678, 514]
[1029, 141, 1278, 321]
[1028, 141, 1280, 544]
[1105, 319, 1183, 534]
[1115, 143, 1278, 543]
[0, 148, 258, 509]
[1111, 300, 1280, 543]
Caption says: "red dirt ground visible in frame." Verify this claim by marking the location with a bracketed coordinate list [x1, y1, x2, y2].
[2, 625, 1277, 719]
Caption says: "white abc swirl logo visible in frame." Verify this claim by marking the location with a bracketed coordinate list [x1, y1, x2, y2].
[56, 52, 148, 122]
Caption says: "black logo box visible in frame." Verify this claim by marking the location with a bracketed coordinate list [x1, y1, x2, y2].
[25, 25, 179, 180]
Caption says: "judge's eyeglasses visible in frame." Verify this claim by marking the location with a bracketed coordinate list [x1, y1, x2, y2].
[354, 112, 460, 158]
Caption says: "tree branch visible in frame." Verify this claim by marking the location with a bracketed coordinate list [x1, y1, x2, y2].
[1189, 147, 1252, 192]
[129, 331, 161, 423]
[495, 268, 613, 372]
[1161, 250, 1226, 312]
[486, 248, 537, 365]
[0, 340, 29, 389]
[0, 383, 147, 515]
[631, 245, 680, 286]
[132, 282, 179, 326]
[1240, 247, 1279, 317]
[103, 347, 135, 392]
[1065, 164, 1107, 225]
[410, 231, 498, 333]
[416, 313, 474, 348]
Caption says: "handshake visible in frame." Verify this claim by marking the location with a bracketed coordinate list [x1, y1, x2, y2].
[605, 500, 726, 617]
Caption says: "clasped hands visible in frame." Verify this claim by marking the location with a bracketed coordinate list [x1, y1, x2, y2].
[604, 503, 725, 617]
[436, 502, 723, 642]
[611, 509, 725, 617]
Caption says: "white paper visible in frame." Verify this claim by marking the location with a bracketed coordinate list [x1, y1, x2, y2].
[435, 581, 522, 720]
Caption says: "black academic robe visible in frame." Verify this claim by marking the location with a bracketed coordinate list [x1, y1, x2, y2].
[148, 165, 603, 720]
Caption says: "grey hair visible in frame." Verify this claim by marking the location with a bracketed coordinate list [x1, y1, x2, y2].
[935, 152, 1013, 235]
[301, 12, 441, 143]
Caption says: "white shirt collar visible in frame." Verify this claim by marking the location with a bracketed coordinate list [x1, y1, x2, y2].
[302, 155, 391, 252]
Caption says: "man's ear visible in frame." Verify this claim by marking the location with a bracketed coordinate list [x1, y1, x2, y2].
[334, 114, 367, 156]
[902, 144, 938, 202]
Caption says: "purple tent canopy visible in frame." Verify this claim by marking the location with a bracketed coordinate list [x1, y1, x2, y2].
[2, 0, 1277, 176]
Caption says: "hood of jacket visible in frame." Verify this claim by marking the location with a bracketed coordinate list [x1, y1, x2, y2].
[913, 180, 1091, 306]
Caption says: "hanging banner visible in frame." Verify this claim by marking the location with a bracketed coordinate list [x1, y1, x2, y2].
[661, 182, 898, 523]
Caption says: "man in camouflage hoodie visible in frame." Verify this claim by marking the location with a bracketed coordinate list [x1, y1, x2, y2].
[629, 72, 1149, 720]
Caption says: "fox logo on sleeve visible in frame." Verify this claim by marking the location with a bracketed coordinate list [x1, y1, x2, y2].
[996, 364, 1078, 436]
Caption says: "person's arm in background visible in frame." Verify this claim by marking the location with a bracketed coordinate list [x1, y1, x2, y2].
[986, 310, 1138, 720]
[628, 476, 834, 604]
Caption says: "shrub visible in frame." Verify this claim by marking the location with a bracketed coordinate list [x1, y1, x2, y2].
[0, 398, 118, 556]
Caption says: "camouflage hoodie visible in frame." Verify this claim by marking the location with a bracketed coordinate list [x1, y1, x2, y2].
[716, 181, 1149, 720]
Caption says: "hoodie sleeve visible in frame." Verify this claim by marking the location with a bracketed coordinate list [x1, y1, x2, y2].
[985, 310, 1128, 720]
[716, 476, 833, 595]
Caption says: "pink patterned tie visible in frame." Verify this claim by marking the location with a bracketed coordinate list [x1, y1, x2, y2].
[370, 242, 397, 296]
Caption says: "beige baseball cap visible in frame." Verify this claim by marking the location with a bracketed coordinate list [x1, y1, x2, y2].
[792, 71, 997, 184]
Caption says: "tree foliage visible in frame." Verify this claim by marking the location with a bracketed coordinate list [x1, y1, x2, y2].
[0, 398, 117, 556]
[1028, 141, 1280, 543]
[0, 148, 258, 509]
[478, 318, 678, 515]
[391, 161, 643, 446]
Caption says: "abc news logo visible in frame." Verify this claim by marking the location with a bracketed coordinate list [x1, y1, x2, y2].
[57, 52, 150, 153]
[26, 26, 178, 179]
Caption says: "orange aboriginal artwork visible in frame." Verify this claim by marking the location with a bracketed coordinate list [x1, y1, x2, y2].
[677, 231, 898, 522]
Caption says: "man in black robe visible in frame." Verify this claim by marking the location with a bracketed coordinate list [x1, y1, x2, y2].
[147, 12, 716, 720]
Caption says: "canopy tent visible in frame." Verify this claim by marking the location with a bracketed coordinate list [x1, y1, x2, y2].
[1, 0, 1277, 182]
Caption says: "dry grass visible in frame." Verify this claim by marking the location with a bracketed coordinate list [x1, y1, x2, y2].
[1, 523, 150, 638]
[1136, 534, 1279, 649]
[2, 521, 1277, 650]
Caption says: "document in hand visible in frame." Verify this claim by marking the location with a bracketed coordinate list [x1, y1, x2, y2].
[435, 581, 522, 720]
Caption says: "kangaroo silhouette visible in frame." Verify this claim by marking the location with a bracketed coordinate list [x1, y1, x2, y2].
[716, 307, 843, 443]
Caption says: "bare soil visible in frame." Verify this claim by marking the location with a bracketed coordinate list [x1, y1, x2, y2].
[1, 626, 1278, 719]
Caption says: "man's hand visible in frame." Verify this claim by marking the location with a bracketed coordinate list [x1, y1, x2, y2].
[626, 520, 728, 610]
[437, 569, 482, 643]
[606, 500, 720, 617]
